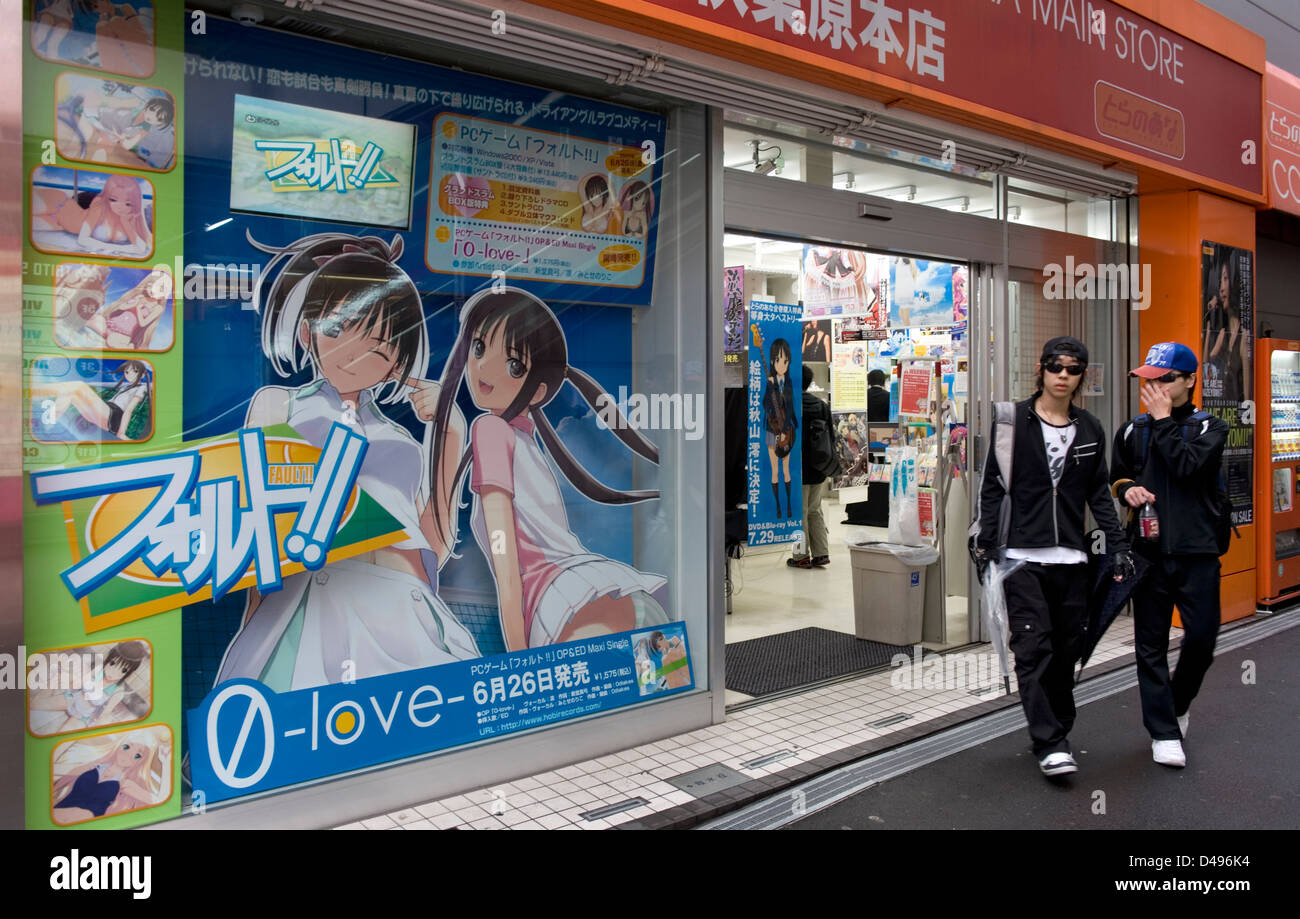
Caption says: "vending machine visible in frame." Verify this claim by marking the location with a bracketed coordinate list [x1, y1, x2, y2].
[1256, 338, 1300, 607]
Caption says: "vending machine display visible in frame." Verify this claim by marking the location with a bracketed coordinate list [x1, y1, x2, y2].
[1257, 340, 1300, 607]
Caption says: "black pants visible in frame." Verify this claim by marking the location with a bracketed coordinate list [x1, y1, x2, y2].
[1132, 552, 1221, 740]
[1004, 562, 1089, 757]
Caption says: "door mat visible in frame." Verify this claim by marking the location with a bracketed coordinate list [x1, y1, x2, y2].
[725, 627, 926, 697]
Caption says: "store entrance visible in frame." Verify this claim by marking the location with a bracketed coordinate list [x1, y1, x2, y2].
[723, 233, 976, 705]
[721, 167, 1128, 706]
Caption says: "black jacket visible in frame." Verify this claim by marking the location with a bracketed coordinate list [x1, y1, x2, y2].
[977, 398, 1128, 556]
[867, 385, 890, 423]
[763, 374, 796, 436]
[801, 390, 832, 485]
[1111, 401, 1229, 556]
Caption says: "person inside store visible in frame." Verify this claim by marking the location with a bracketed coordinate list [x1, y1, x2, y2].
[789, 364, 833, 569]
[972, 336, 1135, 778]
[843, 369, 892, 526]
[1110, 342, 1228, 769]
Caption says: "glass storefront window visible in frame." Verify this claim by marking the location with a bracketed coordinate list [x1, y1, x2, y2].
[22, 3, 708, 829]
[724, 120, 997, 219]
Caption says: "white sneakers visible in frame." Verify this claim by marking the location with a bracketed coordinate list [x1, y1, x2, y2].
[1152, 739, 1186, 768]
[1039, 752, 1079, 776]
[1177, 712, 1189, 739]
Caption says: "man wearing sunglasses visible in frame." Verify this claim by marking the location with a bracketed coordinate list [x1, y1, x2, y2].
[975, 336, 1135, 778]
[1111, 343, 1229, 769]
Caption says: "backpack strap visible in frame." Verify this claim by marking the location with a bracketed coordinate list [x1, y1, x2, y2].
[993, 401, 1015, 491]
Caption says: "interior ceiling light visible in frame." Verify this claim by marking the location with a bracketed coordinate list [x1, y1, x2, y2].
[925, 195, 971, 211]
[865, 184, 916, 200]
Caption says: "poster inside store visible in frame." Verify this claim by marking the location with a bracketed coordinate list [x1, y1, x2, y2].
[747, 300, 804, 546]
[1200, 241, 1254, 526]
[21, 7, 697, 829]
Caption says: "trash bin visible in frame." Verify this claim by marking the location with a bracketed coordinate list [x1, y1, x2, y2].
[845, 540, 940, 645]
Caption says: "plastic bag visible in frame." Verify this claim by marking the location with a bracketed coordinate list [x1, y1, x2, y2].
[981, 558, 1027, 695]
[843, 539, 939, 567]
[887, 445, 923, 546]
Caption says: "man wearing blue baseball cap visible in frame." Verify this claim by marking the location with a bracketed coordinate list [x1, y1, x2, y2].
[1111, 342, 1229, 769]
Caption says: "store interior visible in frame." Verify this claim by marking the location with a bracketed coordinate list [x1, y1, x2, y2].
[724, 233, 975, 706]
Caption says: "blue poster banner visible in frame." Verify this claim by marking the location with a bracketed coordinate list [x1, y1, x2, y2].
[188, 622, 693, 804]
[746, 300, 803, 546]
[889, 258, 956, 328]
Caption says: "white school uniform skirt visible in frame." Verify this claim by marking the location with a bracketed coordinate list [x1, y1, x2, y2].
[215, 559, 480, 693]
[528, 555, 670, 647]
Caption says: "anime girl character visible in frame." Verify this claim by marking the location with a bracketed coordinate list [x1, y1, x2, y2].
[578, 174, 622, 235]
[90, 0, 154, 78]
[761, 337, 797, 518]
[32, 172, 152, 258]
[644, 630, 689, 690]
[211, 232, 479, 693]
[33, 358, 151, 441]
[29, 641, 148, 735]
[83, 268, 170, 350]
[429, 287, 671, 652]
[31, 0, 96, 64]
[58, 88, 174, 170]
[53, 262, 111, 342]
[619, 180, 654, 240]
[52, 732, 169, 824]
[804, 246, 874, 313]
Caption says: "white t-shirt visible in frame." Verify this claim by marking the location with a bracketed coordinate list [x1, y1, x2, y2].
[1006, 418, 1088, 565]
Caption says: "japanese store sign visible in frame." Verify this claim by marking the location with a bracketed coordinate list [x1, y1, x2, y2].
[1265, 64, 1300, 217]
[633, 0, 1262, 193]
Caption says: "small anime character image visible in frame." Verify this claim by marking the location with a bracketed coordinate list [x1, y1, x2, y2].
[32, 170, 152, 258]
[212, 231, 480, 693]
[52, 262, 111, 341]
[804, 246, 875, 313]
[643, 629, 689, 690]
[618, 179, 654, 240]
[57, 77, 175, 171]
[32, 358, 151, 441]
[51, 728, 170, 824]
[29, 640, 150, 736]
[752, 326, 797, 518]
[578, 173, 622, 235]
[429, 287, 672, 652]
[32, 0, 154, 78]
[83, 268, 170, 350]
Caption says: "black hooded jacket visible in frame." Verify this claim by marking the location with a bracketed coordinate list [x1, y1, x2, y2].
[977, 398, 1129, 556]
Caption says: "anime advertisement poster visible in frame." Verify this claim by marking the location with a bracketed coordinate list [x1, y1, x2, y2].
[830, 343, 867, 413]
[723, 266, 745, 365]
[1201, 241, 1254, 526]
[889, 258, 957, 328]
[22, 10, 690, 826]
[23, 0, 185, 831]
[172, 19, 685, 808]
[802, 245, 887, 322]
[746, 300, 803, 546]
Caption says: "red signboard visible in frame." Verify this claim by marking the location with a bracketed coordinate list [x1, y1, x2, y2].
[644, 0, 1261, 194]
[1266, 64, 1300, 216]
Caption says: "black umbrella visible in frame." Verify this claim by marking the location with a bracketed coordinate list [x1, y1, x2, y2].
[1075, 550, 1151, 682]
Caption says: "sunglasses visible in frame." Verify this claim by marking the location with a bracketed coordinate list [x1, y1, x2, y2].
[1152, 371, 1186, 383]
[1043, 360, 1085, 376]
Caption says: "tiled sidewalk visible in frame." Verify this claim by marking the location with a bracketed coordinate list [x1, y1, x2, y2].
[338, 617, 1146, 830]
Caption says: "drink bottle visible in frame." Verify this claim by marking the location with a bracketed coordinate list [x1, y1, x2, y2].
[1138, 501, 1159, 540]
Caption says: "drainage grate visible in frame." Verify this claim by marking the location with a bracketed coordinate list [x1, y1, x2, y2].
[740, 749, 795, 769]
[870, 713, 912, 728]
[579, 798, 648, 822]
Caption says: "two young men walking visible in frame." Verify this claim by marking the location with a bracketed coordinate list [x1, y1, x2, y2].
[976, 338, 1227, 776]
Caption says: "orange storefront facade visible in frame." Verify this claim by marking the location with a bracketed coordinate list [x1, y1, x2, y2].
[529, 0, 1274, 619]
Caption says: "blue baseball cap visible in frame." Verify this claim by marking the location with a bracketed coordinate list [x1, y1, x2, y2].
[1131, 342, 1198, 379]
